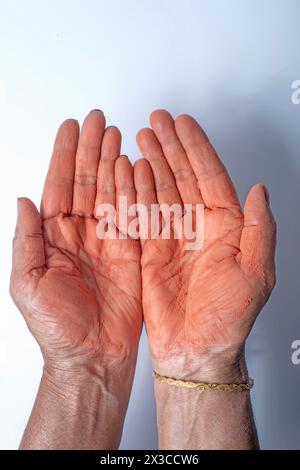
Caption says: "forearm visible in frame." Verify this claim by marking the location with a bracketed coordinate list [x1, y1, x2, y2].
[154, 353, 259, 450]
[20, 359, 135, 450]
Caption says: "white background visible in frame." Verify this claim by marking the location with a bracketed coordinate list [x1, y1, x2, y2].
[0, 0, 299, 449]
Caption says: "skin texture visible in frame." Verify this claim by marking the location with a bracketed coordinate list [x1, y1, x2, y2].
[10, 108, 276, 450]
[135, 110, 276, 449]
[10, 110, 142, 449]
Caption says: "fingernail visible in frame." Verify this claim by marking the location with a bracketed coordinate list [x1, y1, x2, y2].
[90, 109, 103, 115]
[17, 197, 22, 215]
[263, 185, 270, 205]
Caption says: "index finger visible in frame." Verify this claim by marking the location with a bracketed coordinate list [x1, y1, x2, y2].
[175, 114, 241, 211]
[41, 119, 79, 220]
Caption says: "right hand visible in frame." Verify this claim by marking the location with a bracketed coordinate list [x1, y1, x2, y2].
[10, 110, 142, 372]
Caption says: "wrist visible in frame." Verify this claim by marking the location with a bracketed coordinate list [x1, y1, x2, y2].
[42, 353, 137, 405]
[21, 359, 135, 450]
[152, 346, 248, 384]
[39, 356, 137, 448]
[153, 349, 256, 451]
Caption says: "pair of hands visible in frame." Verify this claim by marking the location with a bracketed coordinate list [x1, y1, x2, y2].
[10, 109, 276, 448]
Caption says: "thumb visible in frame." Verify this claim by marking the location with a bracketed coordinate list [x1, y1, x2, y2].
[10, 198, 45, 297]
[240, 184, 276, 288]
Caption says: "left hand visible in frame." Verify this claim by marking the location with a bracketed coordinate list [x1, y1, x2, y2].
[135, 110, 276, 381]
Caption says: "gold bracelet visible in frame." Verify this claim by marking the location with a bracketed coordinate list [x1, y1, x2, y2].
[153, 371, 254, 392]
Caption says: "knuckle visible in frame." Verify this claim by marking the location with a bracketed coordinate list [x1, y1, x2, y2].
[156, 181, 174, 192]
[75, 174, 97, 186]
[173, 168, 194, 181]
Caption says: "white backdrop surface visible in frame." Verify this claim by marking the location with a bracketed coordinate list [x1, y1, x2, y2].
[0, 0, 299, 449]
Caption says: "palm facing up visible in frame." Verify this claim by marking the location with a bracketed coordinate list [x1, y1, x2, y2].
[135, 110, 276, 379]
[10, 111, 142, 367]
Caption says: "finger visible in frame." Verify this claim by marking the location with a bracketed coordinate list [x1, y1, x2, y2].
[94, 126, 121, 217]
[150, 109, 203, 204]
[11, 198, 46, 294]
[134, 159, 159, 244]
[72, 110, 105, 216]
[240, 184, 276, 287]
[41, 119, 79, 219]
[136, 127, 181, 206]
[115, 156, 137, 237]
[175, 114, 241, 211]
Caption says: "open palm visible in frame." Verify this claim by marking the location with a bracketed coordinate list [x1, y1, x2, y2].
[10, 111, 142, 367]
[135, 110, 276, 378]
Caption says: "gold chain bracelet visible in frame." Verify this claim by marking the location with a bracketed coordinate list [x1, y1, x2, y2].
[153, 371, 254, 392]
